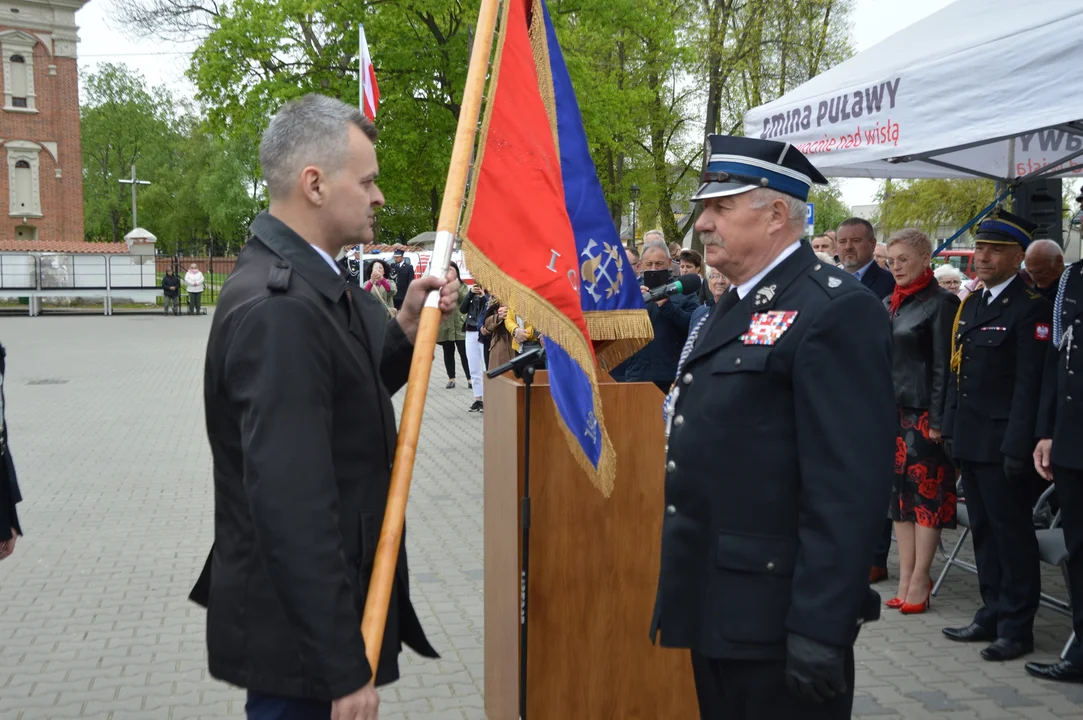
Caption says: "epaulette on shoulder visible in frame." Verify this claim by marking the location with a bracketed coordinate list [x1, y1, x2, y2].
[808, 262, 853, 297]
[267, 260, 292, 292]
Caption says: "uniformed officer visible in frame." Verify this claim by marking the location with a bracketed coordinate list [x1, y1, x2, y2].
[652, 135, 895, 720]
[941, 208, 1051, 661]
[1030, 189, 1083, 683]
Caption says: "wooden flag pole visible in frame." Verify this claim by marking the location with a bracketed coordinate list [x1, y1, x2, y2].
[360, 0, 502, 679]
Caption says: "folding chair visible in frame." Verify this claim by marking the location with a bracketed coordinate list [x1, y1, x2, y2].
[932, 477, 975, 596]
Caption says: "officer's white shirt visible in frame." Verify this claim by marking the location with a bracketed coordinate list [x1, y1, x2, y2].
[983, 275, 1015, 303]
[309, 243, 342, 275]
[735, 241, 802, 300]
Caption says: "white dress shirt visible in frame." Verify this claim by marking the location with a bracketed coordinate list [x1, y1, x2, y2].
[735, 242, 802, 300]
[309, 243, 342, 275]
[983, 275, 1015, 303]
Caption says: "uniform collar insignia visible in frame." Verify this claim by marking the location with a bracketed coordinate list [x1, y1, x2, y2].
[827, 276, 841, 288]
[754, 284, 777, 307]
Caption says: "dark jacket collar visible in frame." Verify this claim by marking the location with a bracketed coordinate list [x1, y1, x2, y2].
[250, 211, 348, 304]
[685, 242, 817, 366]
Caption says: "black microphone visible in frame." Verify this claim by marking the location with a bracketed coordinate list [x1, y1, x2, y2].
[486, 345, 546, 379]
[643, 273, 702, 303]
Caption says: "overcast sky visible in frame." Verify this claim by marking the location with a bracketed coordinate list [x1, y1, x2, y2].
[73, 0, 959, 207]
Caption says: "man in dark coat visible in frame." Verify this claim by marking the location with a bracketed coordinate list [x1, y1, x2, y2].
[390, 249, 414, 310]
[941, 208, 1051, 662]
[0, 343, 21, 562]
[652, 135, 895, 720]
[1030, 192, 1083, 683]
[192, 94, 459, 720]
[837, 216, 896, 583]
[617, 239, 698, 393]
[162, 270, 181, 316]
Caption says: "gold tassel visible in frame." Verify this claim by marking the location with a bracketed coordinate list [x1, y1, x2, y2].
[949, 292, 972, 381]
[528, 0, 559, 154]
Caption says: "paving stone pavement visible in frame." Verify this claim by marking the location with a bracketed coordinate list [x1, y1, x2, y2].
[0, 313, 1080, 719]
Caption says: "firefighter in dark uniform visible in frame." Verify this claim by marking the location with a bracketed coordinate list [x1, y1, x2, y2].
[652, 135, 896, 720]
[1030, 189, 1083, 683]
[941, 208, 1051, 661]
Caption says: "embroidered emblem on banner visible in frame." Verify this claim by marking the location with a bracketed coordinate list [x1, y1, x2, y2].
[1036, 323, 1051, 341]
[742, 310, 799, 345]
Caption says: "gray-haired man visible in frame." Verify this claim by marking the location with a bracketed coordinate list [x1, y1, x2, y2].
[193, 94, 459, 720]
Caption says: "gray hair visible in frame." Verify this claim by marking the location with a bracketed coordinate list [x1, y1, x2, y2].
[642, 229, 665, 244]
[640, 239, 669, 260]
[748, 188, 806, 231]
[934, 264, 963, 282]
[886, 228, 932, 257]
[1026, 238, 1064, 261]
[260, 94, 378, 200]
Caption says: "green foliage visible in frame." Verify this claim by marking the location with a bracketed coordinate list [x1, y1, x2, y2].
[81, 63, 261, 253]
[876, 178, 998, 240]
[114, 0, 856, 244]
[808, 182, 850, 236]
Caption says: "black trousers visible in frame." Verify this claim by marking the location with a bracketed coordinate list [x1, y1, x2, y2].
[691, 649, 854, 720]
[439, 339, 469, 380]
[1054, 465, 1083, 663]
[873, 518, 893, 568]
[962, 461, 1041, 641]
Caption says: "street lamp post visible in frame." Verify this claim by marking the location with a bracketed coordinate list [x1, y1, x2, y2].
[629, 183, 640, 249]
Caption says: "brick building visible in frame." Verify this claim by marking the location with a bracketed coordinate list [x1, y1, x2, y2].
[0, 0, 88, 251]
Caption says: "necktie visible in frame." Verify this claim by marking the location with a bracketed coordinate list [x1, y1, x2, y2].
[982, 289, 991, 305]
[662, 289, 741, 436]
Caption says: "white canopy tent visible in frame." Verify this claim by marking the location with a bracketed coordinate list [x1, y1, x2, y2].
[743, 0, 1083, 184]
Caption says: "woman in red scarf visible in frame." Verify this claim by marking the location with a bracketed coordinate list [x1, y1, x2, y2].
[884, 229, 961, 614]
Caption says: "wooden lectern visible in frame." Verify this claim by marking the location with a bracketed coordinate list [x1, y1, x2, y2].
[483, 372, 698, 719]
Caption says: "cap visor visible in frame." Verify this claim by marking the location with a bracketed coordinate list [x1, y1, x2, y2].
[691, 181, 757, 202]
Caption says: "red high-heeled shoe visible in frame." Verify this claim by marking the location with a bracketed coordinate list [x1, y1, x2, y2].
[900, 579, 934, 615]
[885, 597, 904, 609]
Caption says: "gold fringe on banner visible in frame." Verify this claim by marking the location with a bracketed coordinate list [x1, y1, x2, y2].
[528, 0, 559, 152]
[460, 0, 615, 497]
[585, 311, 654, 372]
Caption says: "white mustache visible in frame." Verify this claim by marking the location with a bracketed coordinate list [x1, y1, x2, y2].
[702, 234, 725, 247]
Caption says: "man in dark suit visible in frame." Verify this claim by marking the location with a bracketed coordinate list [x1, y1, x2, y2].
[941, 208, 1050, 662]
[0, 343, 21, 563]
[390, 248, 414, 310]
[192, 94, 460, 720]
[838, 217, 895, 299]
[837, 216, 896, 583]
[1030, 192, 1083, 683]
[653, 135, 895, 720]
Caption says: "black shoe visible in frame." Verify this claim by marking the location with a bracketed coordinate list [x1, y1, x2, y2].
[468, 400, 483, 412]
[942, 623, 997, 643]
[980, 638, 1034, 662]
[1025, 659, 1083, 683]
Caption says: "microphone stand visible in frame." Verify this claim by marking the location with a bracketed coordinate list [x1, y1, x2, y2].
[486, 345, 546, 720]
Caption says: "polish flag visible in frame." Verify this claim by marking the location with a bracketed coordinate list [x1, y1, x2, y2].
[359, 25, 379, 122]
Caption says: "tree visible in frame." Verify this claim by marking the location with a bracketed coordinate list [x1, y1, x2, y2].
[808, 182, 849, 236]
[876, 178, 997, 240]
[81, 64, 176, 244]
[82, 63, 262, 253]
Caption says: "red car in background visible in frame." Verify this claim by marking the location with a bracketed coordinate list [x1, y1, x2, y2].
[937, 249, 976, 279]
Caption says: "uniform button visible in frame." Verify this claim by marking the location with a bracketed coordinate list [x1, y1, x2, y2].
[766, 561, 776, 571]
[1070, 371, 1075, 376]
[682, 373, 693, 385]
[1075, 319, 1080, 325]
[1069, 396, 1073, 402]
[734, 358, 742, 367]
[665, 505, 676, 516]
[666, 460, 676, 473]
[963, 393, 968, 398]
[963, 375, 968, 380]
[673, 415, 684, 427]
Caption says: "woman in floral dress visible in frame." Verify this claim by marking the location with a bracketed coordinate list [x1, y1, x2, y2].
[884, 229, 961, 614]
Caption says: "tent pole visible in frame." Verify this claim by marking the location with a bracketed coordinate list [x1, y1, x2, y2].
[932, 187, 1014, 257]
